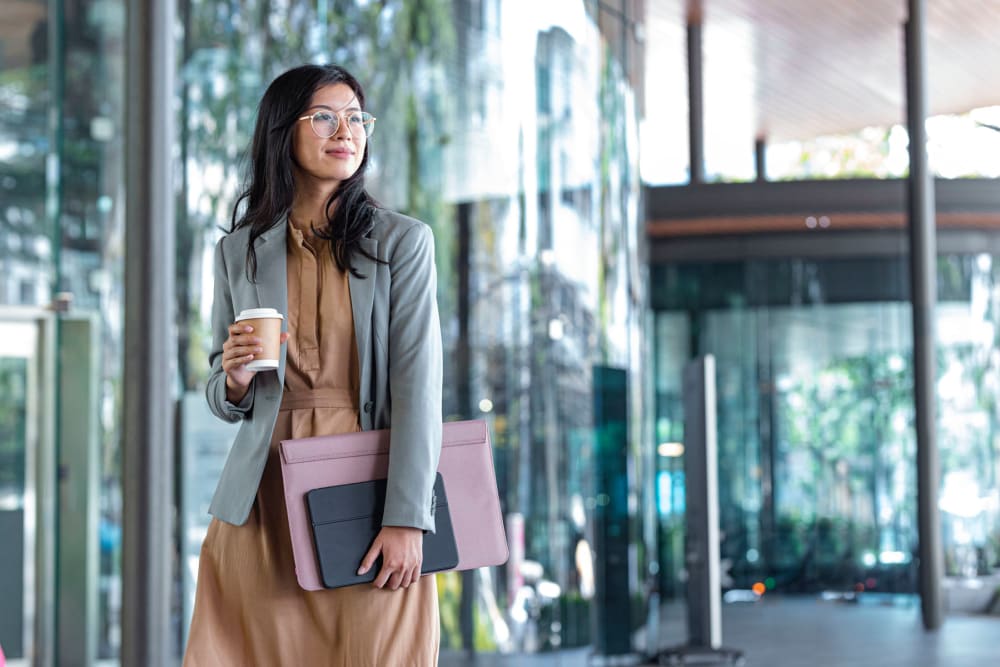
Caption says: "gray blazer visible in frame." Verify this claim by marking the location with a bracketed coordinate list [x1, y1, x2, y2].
[204, 209, 443, 531]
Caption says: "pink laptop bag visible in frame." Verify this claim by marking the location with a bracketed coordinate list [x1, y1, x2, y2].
[279, 419, 509, 591]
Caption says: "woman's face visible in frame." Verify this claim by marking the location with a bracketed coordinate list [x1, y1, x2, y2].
[291, 83, 367, 193]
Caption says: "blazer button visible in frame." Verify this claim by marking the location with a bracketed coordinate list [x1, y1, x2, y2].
[363, 401, 374, 413]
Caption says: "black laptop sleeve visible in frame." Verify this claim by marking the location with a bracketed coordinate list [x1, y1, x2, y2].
[305, 472, 459, 589]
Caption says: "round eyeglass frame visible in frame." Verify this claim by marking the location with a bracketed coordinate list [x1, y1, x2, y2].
[297, 110, 376, 138]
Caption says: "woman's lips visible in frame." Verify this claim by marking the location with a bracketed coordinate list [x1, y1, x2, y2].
[326, 147, 354, 157]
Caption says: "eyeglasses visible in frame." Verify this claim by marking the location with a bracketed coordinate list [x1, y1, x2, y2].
[297, 110, 376, 138]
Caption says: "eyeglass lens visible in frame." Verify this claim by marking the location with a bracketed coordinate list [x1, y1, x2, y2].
[311, 111, 374, 138]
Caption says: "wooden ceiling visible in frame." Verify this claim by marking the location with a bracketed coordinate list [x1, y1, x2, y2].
[644, 0, 1000, 143]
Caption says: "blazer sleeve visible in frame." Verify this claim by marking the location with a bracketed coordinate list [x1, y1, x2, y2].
[205, 235, 256, 423]
[381, 223, 443, 532]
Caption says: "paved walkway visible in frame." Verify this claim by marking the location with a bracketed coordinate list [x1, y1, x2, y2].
[441, 595, 1000, 666]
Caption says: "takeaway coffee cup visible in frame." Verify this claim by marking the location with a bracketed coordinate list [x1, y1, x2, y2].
[235, 307, 284, 371]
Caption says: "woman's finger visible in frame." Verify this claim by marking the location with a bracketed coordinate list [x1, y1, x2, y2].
[226, 344, 262, 358]
[372, 564, 393, 589]
[225, 333, 260, 348]
[222, 352, 255, 370]
[222, 356, 252, 372]
[358, 539, 382, 577]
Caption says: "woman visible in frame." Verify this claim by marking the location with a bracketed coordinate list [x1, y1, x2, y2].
[184, 64, 443, 666]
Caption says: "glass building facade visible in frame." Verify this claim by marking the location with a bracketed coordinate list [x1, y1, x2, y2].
[2, 0, 126, 662]
[653, 250, 1000, 599]
[2, 0, 1000, 664]
[1, 0, 651, 661]
[175, 0, 649, 656]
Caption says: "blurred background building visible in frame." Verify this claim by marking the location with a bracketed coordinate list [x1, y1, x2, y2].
[0, 0, 999, 665]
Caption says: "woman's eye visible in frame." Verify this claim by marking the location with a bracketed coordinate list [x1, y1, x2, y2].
[315, 112, 335, 123]
[348, 113, 364, 124]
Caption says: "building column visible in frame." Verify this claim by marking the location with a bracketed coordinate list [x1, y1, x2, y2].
[122, 0, 176, 663]
[755, 137, 767, 182]
[454, 202, 476, 653]
[687, 1, 705, 184]
[905, 0, 944, 632]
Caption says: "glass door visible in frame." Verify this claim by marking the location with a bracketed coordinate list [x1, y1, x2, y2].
[0, 308, 55, 667]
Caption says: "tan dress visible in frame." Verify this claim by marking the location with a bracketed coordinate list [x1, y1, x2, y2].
[184, 225, 439, 666]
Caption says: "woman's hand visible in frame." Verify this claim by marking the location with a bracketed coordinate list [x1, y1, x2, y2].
[358, 526, 424, 591]
[221, 323, 289, 402]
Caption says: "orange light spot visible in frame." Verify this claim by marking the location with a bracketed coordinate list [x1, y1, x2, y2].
[752, 582, 766, 596]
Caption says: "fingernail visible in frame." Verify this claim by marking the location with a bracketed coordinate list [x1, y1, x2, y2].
[244, 326, 253, 332]
[357, 567, 366, 575]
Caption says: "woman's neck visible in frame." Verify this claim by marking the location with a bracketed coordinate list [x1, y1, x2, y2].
[289, 182, 338, 231]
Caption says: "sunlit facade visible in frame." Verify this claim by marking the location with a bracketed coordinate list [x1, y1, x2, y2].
[2, 0, 1000, 665]
[176, 0, 649, 655]
[1, 0, 649, 661]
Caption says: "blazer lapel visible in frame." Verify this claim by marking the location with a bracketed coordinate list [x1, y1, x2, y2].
[349, 236, 378, 401]
[253, 222, 289, 387]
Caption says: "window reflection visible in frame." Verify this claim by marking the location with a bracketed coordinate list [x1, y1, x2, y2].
[177, 0, 647, 656]
[1, 0, 127, 660]
[655, 254, 1000, 597]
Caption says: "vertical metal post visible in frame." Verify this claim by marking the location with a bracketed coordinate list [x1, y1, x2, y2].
[905, 0, 943, 631]
[653, 356, 742, 664]
[123, 0, 176, 663]
[755, 137, 767, 182]
[57, 317, 100, 666]
[39, 3, 65, 664]
[687, 2, 705, 184]
[683, 356, 720, 649]
[454, 202, 476, 654]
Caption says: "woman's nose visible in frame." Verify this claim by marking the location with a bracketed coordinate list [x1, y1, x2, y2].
[333, 113, 353, 139]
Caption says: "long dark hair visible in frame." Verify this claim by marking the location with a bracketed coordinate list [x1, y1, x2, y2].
[230, 64, 379, 281]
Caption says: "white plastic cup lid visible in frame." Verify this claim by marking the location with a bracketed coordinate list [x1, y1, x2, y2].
[236, 307, 284, 321]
